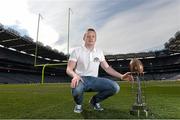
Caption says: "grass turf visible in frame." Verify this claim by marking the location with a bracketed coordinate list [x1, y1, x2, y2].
[0, 80, 180, 119]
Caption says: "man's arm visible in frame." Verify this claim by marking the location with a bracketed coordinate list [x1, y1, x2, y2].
[66, 60, 82, 88]
[66, 60, 78, 78]
[100, 60, 133, 81]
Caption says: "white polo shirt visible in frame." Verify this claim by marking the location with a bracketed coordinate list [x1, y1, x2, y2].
[69, 45, 105, 77]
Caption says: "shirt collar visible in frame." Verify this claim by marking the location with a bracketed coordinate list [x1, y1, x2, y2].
[82, 45, 96, 52]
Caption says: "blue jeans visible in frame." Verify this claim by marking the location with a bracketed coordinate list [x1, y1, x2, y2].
[72, 76, 120, 105]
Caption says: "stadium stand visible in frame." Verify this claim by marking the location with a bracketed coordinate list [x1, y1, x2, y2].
[102, 31, 180, 80]
[164, 31, 180, 53]
[0, 23, 69, 84]
[103, 52, 180, 80]
[0, 22, 179, 83]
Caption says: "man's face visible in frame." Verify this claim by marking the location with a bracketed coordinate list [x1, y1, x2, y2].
[84, 31, 96, 46]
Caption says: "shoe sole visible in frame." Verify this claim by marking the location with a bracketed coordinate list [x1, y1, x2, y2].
[74, 110, 82, 113]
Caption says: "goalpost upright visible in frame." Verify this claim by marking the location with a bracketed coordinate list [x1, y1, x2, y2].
[33, 11, 73, 84]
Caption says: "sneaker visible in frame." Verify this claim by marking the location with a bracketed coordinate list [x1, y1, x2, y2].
[74, 104, 82, 113]
[89, 99, 104, 111]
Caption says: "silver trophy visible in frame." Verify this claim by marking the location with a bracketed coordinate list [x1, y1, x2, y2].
[129, 58, 148, 117]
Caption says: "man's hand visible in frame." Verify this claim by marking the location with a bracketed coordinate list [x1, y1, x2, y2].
[121, 72, 134, 81]
[71, 75, 83, 88]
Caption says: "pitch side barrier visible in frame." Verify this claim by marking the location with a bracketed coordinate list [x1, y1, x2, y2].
[34, 63, 67, 84]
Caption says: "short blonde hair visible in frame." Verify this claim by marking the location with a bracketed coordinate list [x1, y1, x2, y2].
[83, 28, 96, 40]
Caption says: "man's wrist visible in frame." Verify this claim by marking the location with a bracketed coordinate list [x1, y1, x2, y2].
[73, 74, 80, 78]
[119, 74, 123, 80]
[69, 71, 77, 78]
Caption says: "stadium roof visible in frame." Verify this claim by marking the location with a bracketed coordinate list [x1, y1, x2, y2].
[164, 31, 180, 53]
[1, 23, 179, 62]
[106, 31, 180, 61]
[0, 23, 67, 62]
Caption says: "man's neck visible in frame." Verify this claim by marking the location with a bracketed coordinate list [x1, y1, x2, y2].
[85, 44, 94, 51]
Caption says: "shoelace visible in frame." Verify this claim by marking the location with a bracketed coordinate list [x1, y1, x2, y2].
[76, 105, 82, 109]
[96, 103, 101, 108]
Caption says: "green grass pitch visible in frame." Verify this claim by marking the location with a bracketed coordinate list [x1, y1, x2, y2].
[0, 80, 180, 119]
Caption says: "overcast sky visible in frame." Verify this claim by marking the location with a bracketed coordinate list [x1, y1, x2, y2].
[0, 0, 179, 55]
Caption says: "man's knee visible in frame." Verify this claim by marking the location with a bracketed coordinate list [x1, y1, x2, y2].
[72, 86, 83, 96]
[104, 78, 120, 94]
[112, 82, 120, 94]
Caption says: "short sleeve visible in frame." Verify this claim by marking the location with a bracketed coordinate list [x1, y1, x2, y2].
[99, 50, 105, 62]
[69, 49, 78, 62]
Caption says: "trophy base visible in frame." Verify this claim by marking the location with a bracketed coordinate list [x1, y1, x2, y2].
[130, 103, 148, 117]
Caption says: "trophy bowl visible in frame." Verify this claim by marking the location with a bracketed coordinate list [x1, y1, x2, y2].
[129, 58, 144, 74]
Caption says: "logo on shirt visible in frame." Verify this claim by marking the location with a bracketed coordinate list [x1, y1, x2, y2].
[93, 57, 100, 62]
